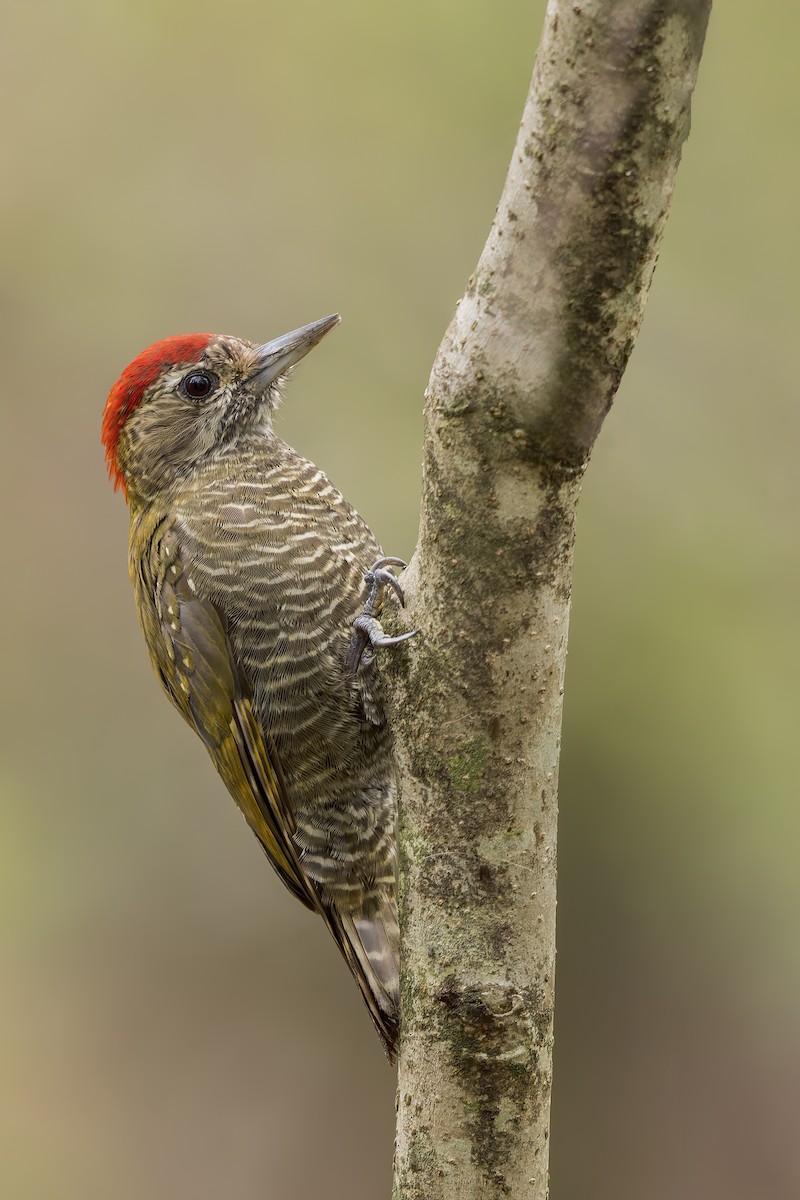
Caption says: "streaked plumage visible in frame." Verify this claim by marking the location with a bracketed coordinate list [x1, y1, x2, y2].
[103, 319, 400, 1058]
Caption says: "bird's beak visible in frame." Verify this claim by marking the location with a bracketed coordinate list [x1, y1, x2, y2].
[245, 314, 341, 393]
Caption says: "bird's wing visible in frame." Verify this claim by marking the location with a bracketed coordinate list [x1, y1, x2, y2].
[150, 555, 400, 1056]
[146, 537, 318, 911]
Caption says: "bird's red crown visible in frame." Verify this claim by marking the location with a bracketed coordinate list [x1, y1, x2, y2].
[102, 333, 213, 492]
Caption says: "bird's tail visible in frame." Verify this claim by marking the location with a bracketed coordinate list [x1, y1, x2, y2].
[324, 896, 400, 1062]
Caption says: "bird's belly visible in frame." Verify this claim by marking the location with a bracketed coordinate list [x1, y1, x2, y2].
[230, 615, 369, 792]
[236, 629, 395, 907]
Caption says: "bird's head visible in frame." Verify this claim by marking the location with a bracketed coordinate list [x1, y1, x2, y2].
[102, 315, 340, 503]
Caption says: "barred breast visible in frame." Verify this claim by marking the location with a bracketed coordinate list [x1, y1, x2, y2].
[172, 431, 397, 917]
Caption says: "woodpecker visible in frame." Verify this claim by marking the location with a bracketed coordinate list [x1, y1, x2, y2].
[102, 316, 413, 1060]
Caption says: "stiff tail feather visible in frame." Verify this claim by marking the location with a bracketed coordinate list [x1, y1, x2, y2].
[323, 900, 400, 1062]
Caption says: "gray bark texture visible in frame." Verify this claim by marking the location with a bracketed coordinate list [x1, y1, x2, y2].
[387, 2, 711, 1198]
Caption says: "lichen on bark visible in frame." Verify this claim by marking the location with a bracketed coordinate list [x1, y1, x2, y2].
[387, 3, 711, 1198]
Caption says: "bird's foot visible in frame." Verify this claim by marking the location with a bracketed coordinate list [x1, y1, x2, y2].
[346, 557, 418, 672]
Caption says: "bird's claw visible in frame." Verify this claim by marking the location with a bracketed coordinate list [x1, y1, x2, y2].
[364, 568, 404, 612]
[345, 557, 418, 673]
[351, 616, 417, 666]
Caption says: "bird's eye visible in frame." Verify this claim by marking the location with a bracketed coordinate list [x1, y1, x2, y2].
[181, 370, 218, 401]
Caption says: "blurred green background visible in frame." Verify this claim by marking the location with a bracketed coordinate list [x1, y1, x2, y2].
[1, 2, 797, 1197]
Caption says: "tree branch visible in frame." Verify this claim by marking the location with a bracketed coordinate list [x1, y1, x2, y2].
[389, 3, 711, 1197]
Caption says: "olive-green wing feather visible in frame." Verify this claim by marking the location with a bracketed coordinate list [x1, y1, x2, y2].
[147, 543, 317, 911]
